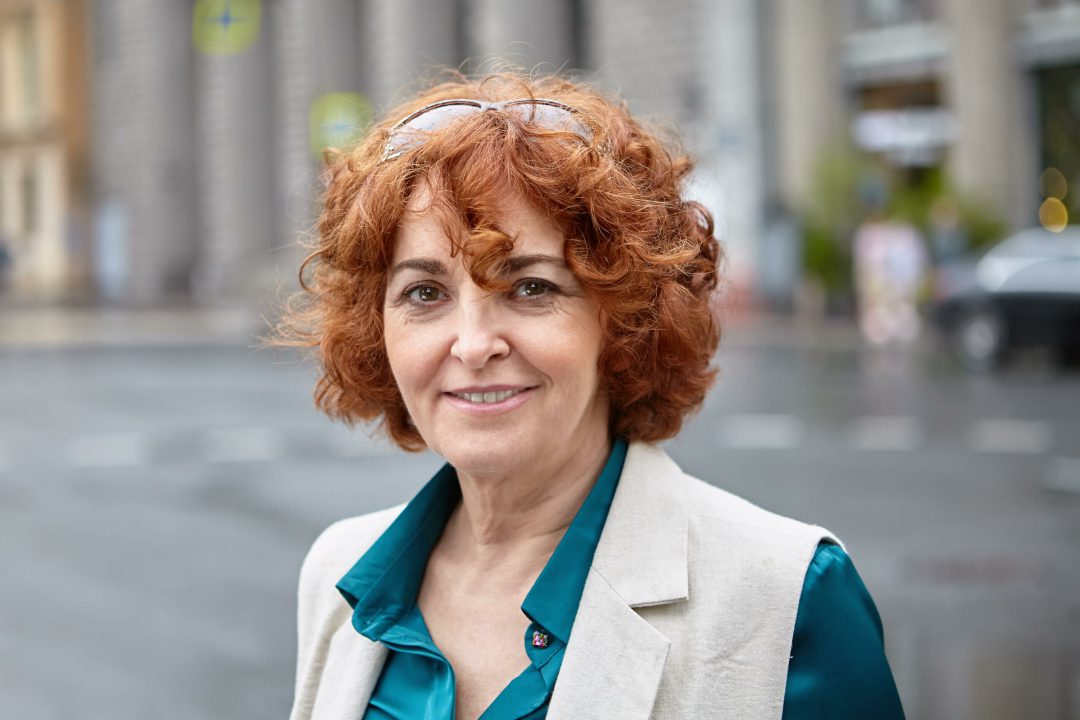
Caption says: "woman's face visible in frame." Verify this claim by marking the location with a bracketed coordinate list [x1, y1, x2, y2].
[383, 181, 610, 477]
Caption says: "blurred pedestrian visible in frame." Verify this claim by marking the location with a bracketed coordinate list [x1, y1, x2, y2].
[927, 196, 966, 266]
[276, 72, 905, 720]
[854, 187, 929, 345]
[926, 196, 972, 301]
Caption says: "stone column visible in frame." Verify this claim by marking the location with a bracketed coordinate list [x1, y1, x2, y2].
[768, 0, 846, 215]
[468, 0, 577, 72]
[89, 0, 199, 303]
[270, 0, 318, 295]
[941, 0, 1028, 229]
[192, 2, 276, 300]
[587, 0, 698, 123]
[368, 0, 462, 108]
[694, 0, 769, 297]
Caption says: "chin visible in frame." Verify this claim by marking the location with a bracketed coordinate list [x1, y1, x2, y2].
[428, 427, 537, 476]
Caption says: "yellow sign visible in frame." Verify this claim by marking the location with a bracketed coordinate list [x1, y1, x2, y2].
[310, 93, 373, 159]
[193, 0, 261, 55]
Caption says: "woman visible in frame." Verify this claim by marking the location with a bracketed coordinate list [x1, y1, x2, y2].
[279, 73, 905, 720]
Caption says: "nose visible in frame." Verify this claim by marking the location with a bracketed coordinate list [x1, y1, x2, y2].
[450, 296, 511, 369]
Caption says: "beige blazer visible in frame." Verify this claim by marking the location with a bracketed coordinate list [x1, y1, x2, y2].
[289, 442, 836, 720]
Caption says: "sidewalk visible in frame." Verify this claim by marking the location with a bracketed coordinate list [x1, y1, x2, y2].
[0, 304, 273, 349]
[721, 310, 868, 353]
[0, 303, 880, 352]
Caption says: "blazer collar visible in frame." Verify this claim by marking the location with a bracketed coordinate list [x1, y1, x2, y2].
[547, 442, 689, 720]
[589, 441, 690, 607]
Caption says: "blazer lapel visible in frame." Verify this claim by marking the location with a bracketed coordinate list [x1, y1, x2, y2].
[546, 567, 672, 719]
[310, 621, 388, 720]
[548, 443, 689, 719]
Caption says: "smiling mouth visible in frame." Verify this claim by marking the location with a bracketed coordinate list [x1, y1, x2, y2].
[450, 388, 530, 404]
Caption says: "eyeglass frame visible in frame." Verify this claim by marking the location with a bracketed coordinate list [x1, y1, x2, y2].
[380, 97, 593, 162]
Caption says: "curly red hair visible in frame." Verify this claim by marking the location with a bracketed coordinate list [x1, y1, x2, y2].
[274, 72, 723, 451]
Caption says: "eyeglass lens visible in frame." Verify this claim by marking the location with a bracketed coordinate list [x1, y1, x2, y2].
[384, 99, 590, 160]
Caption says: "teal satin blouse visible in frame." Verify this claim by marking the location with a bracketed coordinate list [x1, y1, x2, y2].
[336, 439, 905, 719]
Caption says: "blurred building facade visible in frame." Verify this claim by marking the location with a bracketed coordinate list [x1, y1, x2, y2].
[767, 0, 1080, 307]
[6, 0, 1079, 310]
[72, 0, 764, 306]
[0, 0, 89, 300]
[770, 0, 1050, 240]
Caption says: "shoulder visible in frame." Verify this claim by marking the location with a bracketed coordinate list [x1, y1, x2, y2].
[296, 505, 406, 621]
[300, 505, 406, 583]
[626, 446, 862, 717]
[684, 471, 840, 549]
[681, 471, 838, 597]
[626, 441, 839, 548]
[622, 442, 841, 597]
[785, 543, 906, 718]
[291, 506, 406, 718]
[796, 542, 883, 637]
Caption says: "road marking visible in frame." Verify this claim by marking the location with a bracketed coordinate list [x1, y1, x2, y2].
[719, 414, 803, 449]
[1043, 456, 1080, 494]
[969, 419, 1052, 455]
[204, 427, 281, 463]
[848, 415, 923, 451]
[67, 433, 149, 467]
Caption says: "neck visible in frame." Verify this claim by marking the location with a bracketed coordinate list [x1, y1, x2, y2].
[443, 432, 613, 570]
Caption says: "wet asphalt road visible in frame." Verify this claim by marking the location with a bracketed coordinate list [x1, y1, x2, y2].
[2, 335, 1078, 719]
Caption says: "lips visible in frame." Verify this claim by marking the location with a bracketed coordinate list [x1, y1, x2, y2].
[443, 385, 536, 413]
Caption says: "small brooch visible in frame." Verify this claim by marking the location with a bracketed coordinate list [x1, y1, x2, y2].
[531, 630, 550, 648]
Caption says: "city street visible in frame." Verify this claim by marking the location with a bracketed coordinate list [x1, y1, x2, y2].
[3, 0, 1077, 718]
[2, 316, 1079, 719]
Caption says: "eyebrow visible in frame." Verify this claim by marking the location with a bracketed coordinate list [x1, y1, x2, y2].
[505, 254, 568, 272]
[388, 258, 448, 279]
[388, 253, 566, 279]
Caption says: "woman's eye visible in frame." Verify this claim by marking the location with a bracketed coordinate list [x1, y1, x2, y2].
[514, 279, 553, 298]
[406, 285, 445, 303]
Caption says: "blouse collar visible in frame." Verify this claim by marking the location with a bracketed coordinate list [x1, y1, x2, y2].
[336, 438, 629, 645]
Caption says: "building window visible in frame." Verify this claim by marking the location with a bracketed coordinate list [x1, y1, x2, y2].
[852, 80, 953, 168]
[855, 0, 937, 28]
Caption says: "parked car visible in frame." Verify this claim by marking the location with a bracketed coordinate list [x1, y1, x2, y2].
[933, 227, 1080, 370]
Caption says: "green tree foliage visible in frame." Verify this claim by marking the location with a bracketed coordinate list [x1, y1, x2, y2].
[799, 144, 1007, 305]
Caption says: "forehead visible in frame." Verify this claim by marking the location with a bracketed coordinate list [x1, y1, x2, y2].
[393, 179, 565, 262]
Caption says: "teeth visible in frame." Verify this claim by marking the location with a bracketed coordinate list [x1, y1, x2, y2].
[456, 389, 522, 404]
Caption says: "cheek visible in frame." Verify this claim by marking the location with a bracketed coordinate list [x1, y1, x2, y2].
[382, 320, 438, 400]
[535, 315, 605, 392]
